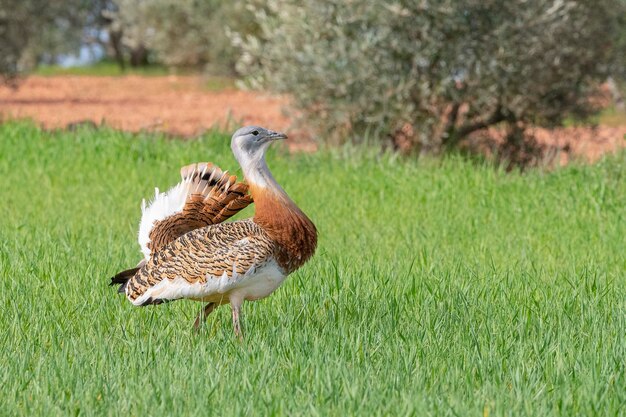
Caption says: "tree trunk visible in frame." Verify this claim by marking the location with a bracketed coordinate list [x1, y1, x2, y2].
[129, 45, 149, 67]
[607, 76, 624, 111]
[109, 29, 125, 71]
[442, 105, 507, 149]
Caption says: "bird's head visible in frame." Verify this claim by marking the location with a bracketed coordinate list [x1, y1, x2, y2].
[231, 126, 287, 170]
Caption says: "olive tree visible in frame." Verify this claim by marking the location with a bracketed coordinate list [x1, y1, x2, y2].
[0, 0, 97, 85]
[107, 0, 258, 74]
[237, 0, 623, 153]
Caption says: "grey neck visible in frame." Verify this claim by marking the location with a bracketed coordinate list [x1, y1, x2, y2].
[245, 158, 282, 192]
[232, 144, 287, 197]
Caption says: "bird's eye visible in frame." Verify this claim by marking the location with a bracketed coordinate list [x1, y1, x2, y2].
[252, 130, 259, 136]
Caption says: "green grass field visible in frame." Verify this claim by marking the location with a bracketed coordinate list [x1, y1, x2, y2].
[0, 122, 624, 416]
[34, 60, 171, 77]
[33, 61, 237, 91]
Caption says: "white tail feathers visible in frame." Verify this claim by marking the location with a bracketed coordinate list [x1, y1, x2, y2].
[137, 162, 251, 260]
[138, 182, 191, 259]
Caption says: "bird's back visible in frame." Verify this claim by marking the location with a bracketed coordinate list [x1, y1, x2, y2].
[125, 219, 283, 306]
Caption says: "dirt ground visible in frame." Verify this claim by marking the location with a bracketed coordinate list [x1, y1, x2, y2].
[468, 125, 626, 167]
[0, 75, 292, 135]
[0, 75, 624, 160]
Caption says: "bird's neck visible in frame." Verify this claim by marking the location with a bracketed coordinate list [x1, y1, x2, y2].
[243, 159, 317, 273]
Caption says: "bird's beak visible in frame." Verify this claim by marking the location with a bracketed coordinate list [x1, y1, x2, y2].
[268, 131, 288, 141]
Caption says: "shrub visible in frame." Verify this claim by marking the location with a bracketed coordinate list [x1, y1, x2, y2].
[238, 0, 624, 153]
[0, 0, 90, 85]
[108, 0, 259, 75]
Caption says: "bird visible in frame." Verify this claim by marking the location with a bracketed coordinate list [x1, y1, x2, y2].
[110, 126, 317, 338]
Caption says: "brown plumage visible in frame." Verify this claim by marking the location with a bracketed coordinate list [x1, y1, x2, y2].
[126, 220, 276, 304]
[147, 162, 253, 254]
[251, 184, 317, 273]
[110, 126, 317, 338]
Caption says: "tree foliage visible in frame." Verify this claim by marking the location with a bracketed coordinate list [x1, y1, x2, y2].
[0, 0, 258, 79]
[0, 0, 98, 85]
[105, 0, 258, 74]
[238, 0, 624, 152]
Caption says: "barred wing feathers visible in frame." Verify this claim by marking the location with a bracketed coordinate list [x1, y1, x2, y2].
[138, 162, 253, 259]
[125, 220, 278, 306]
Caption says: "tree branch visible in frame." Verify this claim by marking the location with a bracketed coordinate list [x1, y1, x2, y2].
[441, 102, 461, 147]
[457, 105, 507, 138]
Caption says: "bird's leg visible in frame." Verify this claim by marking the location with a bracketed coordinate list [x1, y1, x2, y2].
[231, 302, 243, 341]
[193, 302, 217, 331]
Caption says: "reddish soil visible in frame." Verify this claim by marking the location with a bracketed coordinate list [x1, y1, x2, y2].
[0, 75, 292, 135]
[0, 75, 624, 161]
[467, 125, 626, 167]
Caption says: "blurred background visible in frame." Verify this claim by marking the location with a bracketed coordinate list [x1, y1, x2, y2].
[1, 4, 626, 415]
[0, 0, 625, 168]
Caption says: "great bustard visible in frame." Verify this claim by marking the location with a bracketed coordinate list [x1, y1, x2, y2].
[110, 126, 317, 338]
